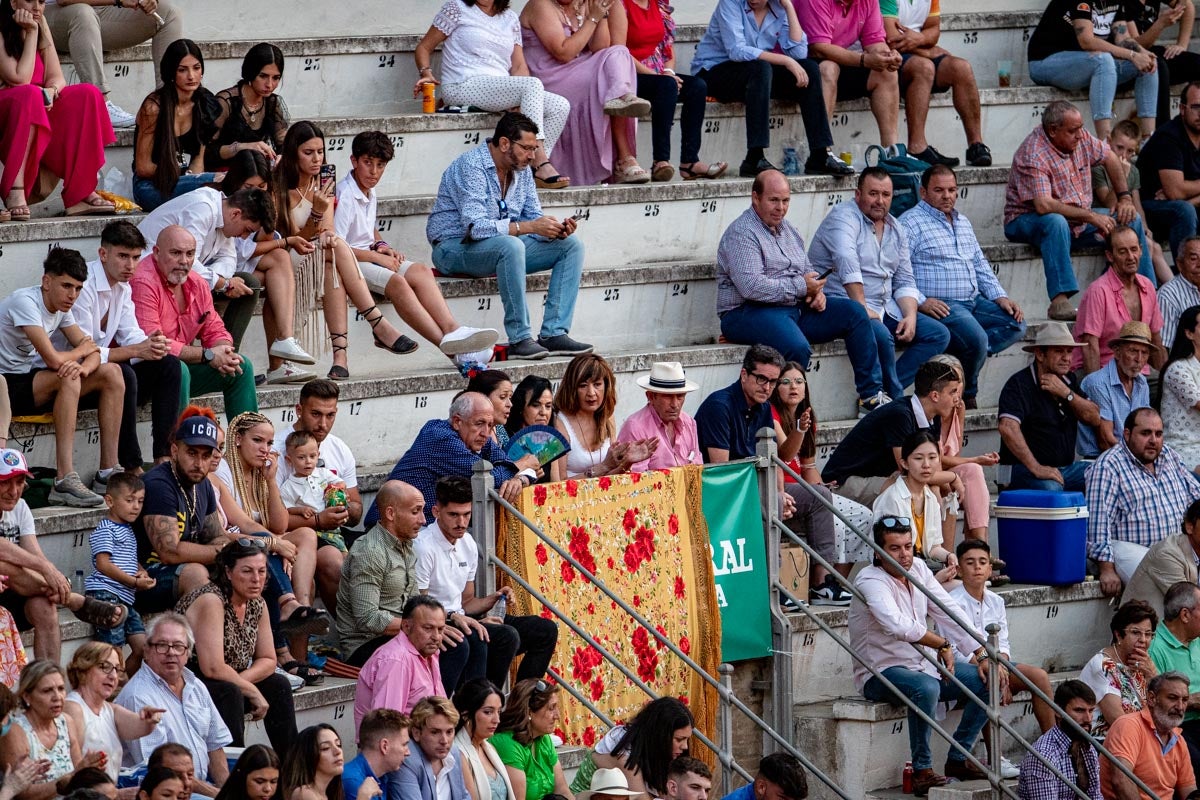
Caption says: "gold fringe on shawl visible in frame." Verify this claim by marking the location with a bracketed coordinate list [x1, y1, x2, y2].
[498, 466, 721, 768]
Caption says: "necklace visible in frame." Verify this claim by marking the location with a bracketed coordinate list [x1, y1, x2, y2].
[171, 462, 198, 527]
[241, 85, 265, 122]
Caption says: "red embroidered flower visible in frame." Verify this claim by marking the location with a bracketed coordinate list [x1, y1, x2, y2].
[668, 514, 679, 535]
[655, 625, 668, 649]
[679, 695, 689, 705]
[565, 479, 578, 497]
[607, 556, 615, 569]
[630, 472, 641, 483]
[598, 477, 612, 491]
[589, 676, 604, 702]
[540, 606, 553, 619]
[533, 485, 547, 506]
[674, 576, 686, 598]
[534, 543, 548, 566]
[623, 544, 641, 573]
[587, 602, 596, 615]
[583, 726, 597, 747]
[632, 626, 650, 653]
[680, 635, 691, 655]
[560, 561, 576, 583]
[633, 595, 641, 608]
[623, 508, 637, 532]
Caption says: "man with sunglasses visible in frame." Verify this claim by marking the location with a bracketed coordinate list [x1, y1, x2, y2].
[849, 516, 991, 795]
[426, 112, 591, 361]
[696, 345, 844, 604]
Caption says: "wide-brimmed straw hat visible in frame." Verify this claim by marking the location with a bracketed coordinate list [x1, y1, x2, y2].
[636, 361, 698, 394]
[1021, 322, 1085, 352]
[577, 770, 643, 800]
[1107, 320, 1163, 352]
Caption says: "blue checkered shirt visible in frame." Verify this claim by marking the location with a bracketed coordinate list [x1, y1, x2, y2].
[426, 143, 542, 244]
[898, 200, 1008, 303]
[1017, 726, 1101, 800]
[715, 207, 814, 314]
[1086, 440, 1200, 562]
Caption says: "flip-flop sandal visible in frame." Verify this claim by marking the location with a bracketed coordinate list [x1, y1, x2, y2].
[279, 605, 331, 637]
[74, 596, 127, 630]
[281, 660, 325, 686]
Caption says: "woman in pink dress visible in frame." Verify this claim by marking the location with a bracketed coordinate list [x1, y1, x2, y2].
[520, 0, 652, 185]
[0, 0, 115, 220]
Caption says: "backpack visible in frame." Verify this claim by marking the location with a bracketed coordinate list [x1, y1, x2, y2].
[865, 145, 926, 217]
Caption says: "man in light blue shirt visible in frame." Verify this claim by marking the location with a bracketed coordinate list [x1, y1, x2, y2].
[1078, 322, 1155, 458]
[900, 165, 1026, 408]
[810, 167, 950, 399]
[426, 113, 590, 361]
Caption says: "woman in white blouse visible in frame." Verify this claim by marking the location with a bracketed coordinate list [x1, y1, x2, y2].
[1162, 304, 1200, 477]
[415, 0, 571, 189]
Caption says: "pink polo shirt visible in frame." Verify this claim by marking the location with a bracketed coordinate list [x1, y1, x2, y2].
[1072, 267, 1163, 371]
[353, 630, 445, 730]
[130, 255, 232, 356]
[616, 404, 701, 472]
[796, 0, 887, 49]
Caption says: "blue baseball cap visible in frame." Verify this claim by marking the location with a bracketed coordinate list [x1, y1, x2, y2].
[174, 416, 219, 449]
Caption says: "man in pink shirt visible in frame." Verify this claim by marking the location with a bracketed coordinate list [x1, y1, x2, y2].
[1073, 226, 1166, 374]
[354, 594, 447, 731]
[796, 0, 903, 152]
[617, 362, 702, 472]
[130, 225, 258, 419]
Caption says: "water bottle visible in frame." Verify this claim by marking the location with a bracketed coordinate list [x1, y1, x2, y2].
[902, 762, 913, 794]
[73, 570, 85, 594]
[491, 593, 508, 620]
[781, 147, 801, 176]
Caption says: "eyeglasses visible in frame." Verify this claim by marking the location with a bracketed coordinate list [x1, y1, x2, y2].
[747, 372, 780, 388]
[777, 378, 806, 387]
[878, 516, 912, 529]
[148, 641, 188, 655]
[94, 663, 119, 675]
[533, 679, 550, 694]
[512, 141, 539, 154]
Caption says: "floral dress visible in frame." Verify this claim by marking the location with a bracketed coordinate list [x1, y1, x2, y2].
[1079, 650, 1147, 739]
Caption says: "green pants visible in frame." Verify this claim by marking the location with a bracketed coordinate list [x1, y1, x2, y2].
[180, 356, 258, 421]
[212, 271, 262, 351]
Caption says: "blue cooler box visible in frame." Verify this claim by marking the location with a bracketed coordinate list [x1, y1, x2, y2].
[994, 490, 1088, 585]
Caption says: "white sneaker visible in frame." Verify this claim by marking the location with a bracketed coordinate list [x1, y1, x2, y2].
[440, 326, 500, 356]
[453, 347, 495, 372]
[266, 362, 317, 384]
[276, 666, 305, 692]
[998, 757, 1020, 779]
[106, 99, 136, 128]
[269, 337, 317, 365]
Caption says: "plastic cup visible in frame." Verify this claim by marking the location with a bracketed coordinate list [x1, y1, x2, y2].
[997, 60, 1013, 88]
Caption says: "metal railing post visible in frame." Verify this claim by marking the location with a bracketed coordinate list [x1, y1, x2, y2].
[986, 623, 1002, 800]
[719, 663, 735, 798]
[471, 460, 497, 596]
[756, 427, 791, 752]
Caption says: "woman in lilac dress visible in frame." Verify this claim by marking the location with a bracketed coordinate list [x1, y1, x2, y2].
[520, 0, 651, 185]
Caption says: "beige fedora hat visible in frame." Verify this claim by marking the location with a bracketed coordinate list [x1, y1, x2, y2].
[1021, 322, 1085, 352]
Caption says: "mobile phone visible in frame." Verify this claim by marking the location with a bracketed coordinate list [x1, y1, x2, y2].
[319, 164, 336, 192]
[816, 266, 835, 280]
[566, 215, 583, 224]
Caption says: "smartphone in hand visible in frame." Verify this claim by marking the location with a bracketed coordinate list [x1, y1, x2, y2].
[319, 164, 336, 193]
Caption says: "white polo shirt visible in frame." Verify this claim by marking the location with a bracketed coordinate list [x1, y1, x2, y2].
[415, 521, 478, 614]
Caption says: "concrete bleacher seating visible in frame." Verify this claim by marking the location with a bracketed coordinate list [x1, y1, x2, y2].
[4, 0, 1173, 789]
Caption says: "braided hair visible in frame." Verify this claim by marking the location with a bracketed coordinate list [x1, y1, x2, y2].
[225, 412, 275, 529]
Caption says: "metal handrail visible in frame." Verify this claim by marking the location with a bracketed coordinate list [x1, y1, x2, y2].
[765, 436, 1160, 799]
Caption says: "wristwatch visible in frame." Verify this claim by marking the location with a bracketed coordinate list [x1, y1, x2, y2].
[1065, 391, 1075, 403]
[202, 348, 216, 364]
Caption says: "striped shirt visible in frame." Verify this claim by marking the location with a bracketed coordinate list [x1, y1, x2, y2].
[1085, 440, 1200, 563]
[899, 200, 1008, 303]
[85, 519, 141, 605]
[715, 207, 814, 314]
[1157, 274, 1200, 351]
[335, 523, 418, 657]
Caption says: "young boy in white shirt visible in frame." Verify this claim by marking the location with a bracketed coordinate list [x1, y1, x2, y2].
[334, 130, 497, 370]
[950, 540, 1056, 776]
[279, 429, 348, 553]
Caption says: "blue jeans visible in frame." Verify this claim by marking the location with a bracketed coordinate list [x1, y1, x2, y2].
[1141, 198, 1198, 261]
[432, 234, 584, 343]
[862, 662, 989, 771]
[875, 313, 951, 399]
[132, 172, 218, 212]
[1029, 51, 1158, 122]
[720, 297, 884, 399]
[930, 298, 1027, 400]
[1007, 460, 1090, 492]
[1004, 210, 1155, 298]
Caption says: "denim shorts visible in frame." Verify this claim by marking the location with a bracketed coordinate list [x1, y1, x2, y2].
[86, 590, 145, 646]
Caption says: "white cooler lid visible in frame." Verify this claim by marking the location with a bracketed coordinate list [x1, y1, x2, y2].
[993, 505, 1089, 520]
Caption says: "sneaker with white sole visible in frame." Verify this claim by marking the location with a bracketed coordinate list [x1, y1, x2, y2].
[106, 99, 136, 128]
[857, 391, 893, 418]
[809, 576, 853, 606]
[439, 326, 500, 356]
[269, 337, 316, 365]
[453, 347, 495, 375]
[276, 666, 305, 692]
[49, 472, 104, 508]
[91, 467, 122, 495]
[998, 758, 1020, 779]
[267, 362, 317, 384]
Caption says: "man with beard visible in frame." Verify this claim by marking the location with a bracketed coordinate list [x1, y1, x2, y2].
[810, 167, 951, 401]
[131, 225, 257, 419]
[1087, 407, 1200, 594]
[1078, 322, 1157, 458]
[1149, 582, 1200, 779]
[1101, 671, 1197, 799]
[1017, 680, 1101, 800]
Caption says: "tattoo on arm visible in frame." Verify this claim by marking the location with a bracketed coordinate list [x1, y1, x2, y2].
[200, 512, 224, 544]
[145, 515, 180, 558]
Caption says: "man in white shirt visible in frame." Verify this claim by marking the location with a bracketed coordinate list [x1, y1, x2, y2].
[849, 516, 990, 794]
[137, 186, 313, 368]
[62, 221, 181, 477]
[277, 378, 362, 611]
[415, 476, 557, 694]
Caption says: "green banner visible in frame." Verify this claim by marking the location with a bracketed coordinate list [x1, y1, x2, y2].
[701, 461, 772, 661]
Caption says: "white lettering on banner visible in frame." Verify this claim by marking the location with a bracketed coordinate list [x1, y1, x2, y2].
[712, 538, 754, 576]
[715, 583, 728, 608]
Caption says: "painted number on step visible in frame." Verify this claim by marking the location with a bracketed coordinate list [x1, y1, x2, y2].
[891, 721, 904, 735]
[415, 396, 428, 409]
[333, 704, 345, 720]
[1022, 27, 1033, 41]
[768, 116, 785, 130]
[703, 120, 721, 134]
[572, 208, 591, 221]
[86, 430, 99, 445]
[831, 113, 849, 128]
[349, 401, 363, 416]
[962, 434, 969, 446]
[1031, 105, 1044, 119]
[377, 219, 394, 233]
[113, 64, 130, 78]
[280, 408, 296, 423]
[463, 132, 481, 146]
[0, 246, 4, 259]
[1023, 702, 1034, 717]
[801, 633, 815, 647]
[604, 288, 620, 302]
[74, 532, 86, 549]
[303, 57, 321, 71]
[809, 359, 821, 372]
[962, 30, 979, 44]
[644, 203, 660, 217]
[700, 200, 717, 214]
[826, 193, 844, 207]
[328, 137, 346, 152]
[388, 136, 405, 150]
[478, 298, 492, 311]
[818, 445, 834, 458]
[378, 55, 396, 68]
[671, 283, 689, 297]
[1046, 604, 1059, 619]
[959, 186, 969, 199]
